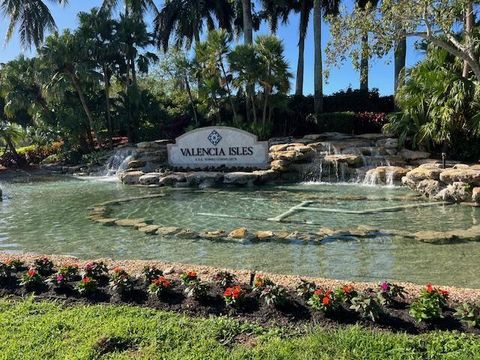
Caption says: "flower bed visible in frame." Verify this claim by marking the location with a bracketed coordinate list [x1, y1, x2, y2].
[0, 256, 479, 335]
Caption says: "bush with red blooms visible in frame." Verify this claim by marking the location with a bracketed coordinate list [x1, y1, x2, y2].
[335, 284, 358, 304]
[252, 275, 274, 292]
[109, 268, 134, 295]
[148, 276, 173, 297]
[181, 271, 208, 300]
[33, 257, 55, 276]
[20, 267, 44, 288]
[142, 266, 163, 283]
[224, 285, 245, 307]
[82, 261, 109, 279]
[308, 288, 342, 313]
[4, 258, 25, 271]
[409, 283, 449, 322]
[76, 276, 98, 296]
[180, 271, 199, 285]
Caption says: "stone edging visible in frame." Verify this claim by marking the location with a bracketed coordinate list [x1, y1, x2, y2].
[88, 192, 480, 245]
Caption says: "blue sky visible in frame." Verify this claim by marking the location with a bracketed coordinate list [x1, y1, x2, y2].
[0, 0, 424, 95]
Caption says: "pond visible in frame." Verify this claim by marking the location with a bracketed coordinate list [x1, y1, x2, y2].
[1, 176, 479, 288]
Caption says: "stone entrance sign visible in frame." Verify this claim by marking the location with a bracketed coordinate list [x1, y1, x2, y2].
[168, 126, 269, 169]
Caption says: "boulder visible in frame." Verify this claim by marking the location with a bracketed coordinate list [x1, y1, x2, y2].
[416, 179, 442, 198]
[270, 160, 290, 172]
[185, 172, 223, 187]
[253, 169, 278, 183]
[324, 154, 363, 167]
[255, 231, 274, 240]
[159, 173, 186, 186]
[439, 168, 480, 185]
[223, 172, 258, 186]
[138, 225, 160, 235]
[228, 227, 248, 239]
[136, 141, 163, 149]
[376, 138, 398, 149]
[364, 166, 409, 184]
[357, 133, 388, 140]
[269, 143, 304, 152]
[156, 227, 181, 236]
[120, 171, 144, 185]
[115, 218, 149, 227]
[176, 229, 199, 239]
[399, 149, 431, 161]
[94, 218, 118, 226]
[139, 173, 162, 185]
[414, 231, 457, 244]
[434, 182, 472, 203]
[473, 187, 480, 203]
[127, 159, 146, 169]
[270, 150, 302, 162]
[199, 230, 227, 239]
[404, 167, 443, 181]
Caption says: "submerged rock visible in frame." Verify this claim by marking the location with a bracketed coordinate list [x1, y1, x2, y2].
[115, 218, 149, 227]
[223, 172, 258, 186]
[156, 227, 181, 236]
[120, 171, 144, 185]
[139, 173, 162, 185]
[473, 187, 480, 203]
[138, 225, 160, 235]
[434, 182, 472, 203]
[228, 228, 248, 239]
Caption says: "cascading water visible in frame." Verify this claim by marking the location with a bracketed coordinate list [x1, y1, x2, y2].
[104, 147, 137, 176]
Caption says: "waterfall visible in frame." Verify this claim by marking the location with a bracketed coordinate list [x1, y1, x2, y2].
[104, 147, 137, 176]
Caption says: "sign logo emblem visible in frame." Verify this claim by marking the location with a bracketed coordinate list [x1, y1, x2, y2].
[207, 130, 222, 146]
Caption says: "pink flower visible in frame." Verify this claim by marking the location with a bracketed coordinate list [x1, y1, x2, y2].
[380, 282, 390, 292]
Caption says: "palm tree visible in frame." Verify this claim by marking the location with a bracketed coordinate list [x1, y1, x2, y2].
[356, 0, 379, 91]
[155, 0, 234, 51]
[313, 0, 339, 114]
[100, 0, 158, 18]
[1, 0, 68, 48]
[38, 31, 97, 147]
[241, 0, 253, 44]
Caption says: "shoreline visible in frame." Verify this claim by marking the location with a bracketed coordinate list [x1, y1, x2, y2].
[1, 251, 479, 303]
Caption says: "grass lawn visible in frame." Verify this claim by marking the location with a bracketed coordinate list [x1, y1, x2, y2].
[0, 298, 479, 360]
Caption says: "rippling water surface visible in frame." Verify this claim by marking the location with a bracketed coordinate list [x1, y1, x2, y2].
[0, 176, 479, 288]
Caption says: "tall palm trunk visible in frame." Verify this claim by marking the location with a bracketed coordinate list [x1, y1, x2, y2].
[242, 0, 254, 123]
[295, 1, 309, 96]
[184, 74, 199, 126]
[104, 68, 113, 150]
[394, 36, 406, 95]
[68, 71, 96, 148]
[313, 0, 323, 114]
[360, 33, 369, 91]
[463, 1, 474, 78]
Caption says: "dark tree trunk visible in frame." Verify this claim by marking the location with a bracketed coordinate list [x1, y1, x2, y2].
[313, 0, 323, 114]
[360, 33, 369, 91]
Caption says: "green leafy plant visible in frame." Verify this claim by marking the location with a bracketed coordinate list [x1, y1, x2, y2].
[142, 266, 163, 284]
[350, 293, 383, 322]
[259, 284, 287, 307]
[76, 276, 98, 296]
[184, 281, 209, 300]
[33, 257, 55, 276]
[223, 285, 245, 307]
[180, 271, 199, 286]
[148, 276, 173, 297]
[4, 258, 25, 271]
[82, 262, 109, 279]
[377, 281, 407, 306]
[252, 275, 274, 292]
[335, 284, 358, 304]
[213, 271, 237, 289]
[455, 302, 480, 328]
[109, 268, 134, 295]
[58, 264, 80, 281]
[307, 289, 342, 313]
[296, 279, 317, 300]
[0, 262, 12, 281]
[409, 284, 449, 323]
[20, 267, 44, 288]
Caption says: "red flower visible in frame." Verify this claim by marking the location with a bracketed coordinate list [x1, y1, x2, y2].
[27, 268, 38, 278]
[113, 267, 123, 273]
[82, 276, 91, 284]
[313, 288, 323, 296]
[156, 276, 171, 288]
[426, 283, 434, 293]
[440, 289, 449, 297]
[187, 271, 197, 280]
[322, 296, 330, 305]
[343, 285, 354, 294]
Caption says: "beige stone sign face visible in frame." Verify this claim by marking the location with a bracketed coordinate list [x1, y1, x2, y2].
[167, 126, 269, 169]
